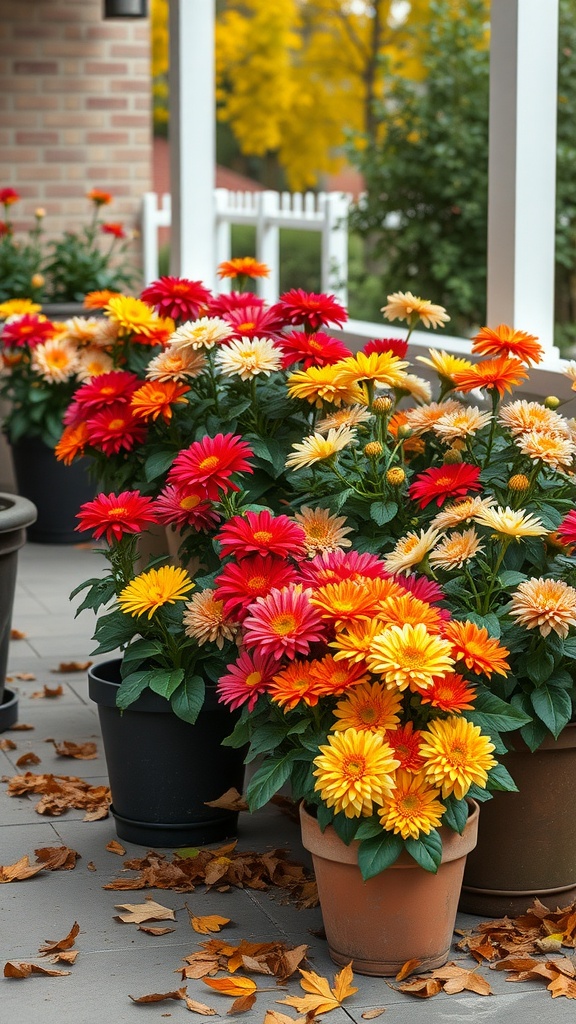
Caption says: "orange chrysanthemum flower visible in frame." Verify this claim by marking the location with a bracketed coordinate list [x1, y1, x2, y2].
[472, 324, 543, 366]
[377, 593, 445, 634]
[331, 680, 402, 733]
[420, 674, 476, 713]
[54, 421, 90, 465]
[331, 619, 389, 666]
[451, 355, 529, 397]
[269, 661, 323, 710]
[217, 257, 270, 279]
[83, 289, 122, 310]
[130, 380, 190, 422]
[385, 722, 425, 773]
[309, 655, 370, 697]
[378, 770, 445, 840]
[309, 579, 383, 632]
[442, 619, 510, 678]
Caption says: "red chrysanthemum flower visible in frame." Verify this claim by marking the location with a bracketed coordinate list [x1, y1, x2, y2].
[385, 722, 425, 773]
[297, 549, 389, 588]
[154, 485, 221, 532]
[85, 402, 147, 455]
[558, 510, 576, 546]
[54, 421, 90, 465]
[279, 330, 352, 369]
[140, 276, 212, 322]
[3, 314, 56, 349]
[216, 650, 277, 711]
[76, 490, 157, 544]
[273, 289, 348, 331]
[101, 222, 126, 239]
[220, 303, 286, 341]
[420, 673, 476, 713]
[363, 337, 409, 360]
[167, 433, 254, 500]
[394, 573, 446, 607]
[0, 187, 20, 206]
[409, 463, 483, 509]
[67, 370, 141, 418]
[207, 291, 265, 316]
[214, 554, 299, 619]
[242, 584, 326, 660]
[130, 380, 190, 422]
[216, 510, 307, 560]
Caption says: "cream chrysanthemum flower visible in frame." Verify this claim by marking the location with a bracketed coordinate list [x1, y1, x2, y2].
[419, 716, 497, 800]
[312, 727, 400, 818]
[76, 347, 114, 381]
[396, 373, 432, 403]
[293, 506, 353, 555]
[169, 316, 233, 351]
[182, 589, 239, 648]
[216, 335, 283, 381]
[431, 495, 496, 531]
[563, 361, 576, 390]
[382, 527, 440, 575]
[433, 406, 492, 443]
[90, 317, 119, 349]
[416, 350, 474, 379]
[316, 405, 372, 434]
[473, 504, 548, 538]
[498, 399, 571, 438]
[367, 623, 455, 692]
[429, 528, 484, 570]
[517, 429, 576, 471]
[381, 291, 450, 330]
[404, 399, 463, 435]
[378, 770, 446, 840]
[146, 346, 207, 382]
[59, 316, 101, 346]
[285, 426, 356, 471]
[31, 338, 79, 382]
[509, 577, 576, 639]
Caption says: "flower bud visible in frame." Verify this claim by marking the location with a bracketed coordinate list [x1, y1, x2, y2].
[544, 395, 560, 410]
[364, 441, 383, 458]
[443, 447, 463, 464]
[372, 396, 393, 415]
[386, 467, 406, 486]
[31, 273, 45, 288]
[508, 473, 530, 492]
[397, 424, 412, 439]
[34, 207, 45, 219]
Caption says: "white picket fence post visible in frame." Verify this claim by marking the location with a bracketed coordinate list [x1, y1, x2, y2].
[142, 188, 352, 303]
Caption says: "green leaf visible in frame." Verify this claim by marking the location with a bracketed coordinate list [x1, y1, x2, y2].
[244, 724, 290, 763]
[246, 750, 299, 811]
[369, 500, 398, 527]
[331, 812, 360, 845]
[170, 675, 205, 724]
[144, 448, 176, 482]
[91, 610, 136, 654]
[486, 762, 518, 792]
[354, 818, 387, 841]
[357, 832, 404, 880]
[405, 830, 443, 873]
[462, 611, 501, 638]
[526, 647, 555, 687]
[221, 714, 251, 749]
[121, 638, 164, 674]
[441, 796, 469, 834]
[498, 570, 527, 588]
[148, 668, 185, 700]
[465, 687, 532, 733]
[530, 685, 573, 738]
[247, 436, 288, 477]
[115, 670, 155, 710]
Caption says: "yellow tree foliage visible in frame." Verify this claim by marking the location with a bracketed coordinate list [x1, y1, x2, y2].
[151, 0, 169, 131]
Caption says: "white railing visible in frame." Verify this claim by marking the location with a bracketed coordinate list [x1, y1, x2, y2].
[142, 188, 352, 304]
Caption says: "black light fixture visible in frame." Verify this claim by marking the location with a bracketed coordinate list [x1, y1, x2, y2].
[103, 0, 148, 17]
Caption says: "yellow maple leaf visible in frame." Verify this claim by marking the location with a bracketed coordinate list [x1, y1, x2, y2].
[279, 963, 358, 1015]
[331, 963, 359, 1002]
[190, 914, 230, 935]
[202, 975, 258, 998]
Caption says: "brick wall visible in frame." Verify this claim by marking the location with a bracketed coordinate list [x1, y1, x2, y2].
[0, 0, 152, 286]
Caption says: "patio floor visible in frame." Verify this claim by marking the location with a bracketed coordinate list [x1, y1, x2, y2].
[0, 539, 573, 1023]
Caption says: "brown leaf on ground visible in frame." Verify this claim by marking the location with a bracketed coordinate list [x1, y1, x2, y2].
[13, 672, 36, 681]
[52, 661, 92, 673]
[129, 988, 187, 1004]
[0, 738, 16, 751]
[10, 628, 27, 640]
[395, 959, 422, 981]
[38, 921, 80, 955]
[264, 1012, 309, 1024]
[180, 938, 309, 985]
[47, 950, 79, 965]
[34, 846, 80, 871]
[31, 685, 64, 699]
[106, 840, 126, 856]
[8, 723, 34, 731]
[47, 739, 98, 760]
[393, 976, 443, 998]
[184, 996, 218, 1015]
[205, 787, 248, 812]
[4, 961, 71, 978]
[361, 1010, 386, 1019]
[0, 855, 46, 883]
[189, 913, 231, 935]
[433, 963, 493, 996]
[138, 925, 176, 935]
[227, 992, 257, 1014]
[114, 900, 176, 925]
[203, 975, 258, 999]
[4, 770, 110, 818]
[87, 862, 97, 871]
[15, 752, 41, 767]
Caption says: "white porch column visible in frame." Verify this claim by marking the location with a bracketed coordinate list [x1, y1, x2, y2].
[168, 0, 216, 289]
[487, 0, 559, 356]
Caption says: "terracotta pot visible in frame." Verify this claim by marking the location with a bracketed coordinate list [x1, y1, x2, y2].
[300, 801, 479, 977]
[460, 724, 576, 917]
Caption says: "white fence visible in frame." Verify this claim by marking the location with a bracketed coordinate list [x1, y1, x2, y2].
[141, 188, 352, 305]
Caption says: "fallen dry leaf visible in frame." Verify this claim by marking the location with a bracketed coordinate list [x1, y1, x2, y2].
[264, 1012, 307, 1024]
[129, 988, 187, 1004]
[31, 685, 64, 699]
[0, 855, 46, 883]
[47, 950, 79, 965]
[13, 672, 36, 681]
[202, 975, 258, 999]
[138, 925, 176, 936]
[434, 963, 493, 996]
[361, 1010, 386, 1019]
[106, 840, 126, 856]
[0, 738, 16, 751]
[278, 963, 358, 1015]
[34, 846, 79, 871]
[114, 900, 176, 925]
[4, 961, 71, 978]
[15, 752, 41, 768]
[205, 787, 248, 812]
[53, 661, 92, 673]
[395, 958, 422, 981]
[87, 862, 97, 871]
[4, 770, 110, 819]
[184, 996, 218, 1015]
[8, 723, 34, 731]
[47, 739, 98, 760]
[10, 628, 26, 640]
[189, 913, 231, 935]
[38, 921, 80, 956]
[228, 991, 257, 1014]
[393, 976, 443, 998]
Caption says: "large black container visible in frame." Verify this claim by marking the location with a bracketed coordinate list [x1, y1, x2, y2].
[0, 492, 37, 731]
[88, 658, 247, 847]
[11, 436, 94, 544]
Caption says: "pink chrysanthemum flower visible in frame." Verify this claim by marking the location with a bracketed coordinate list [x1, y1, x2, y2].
[214, 554, 299, 619]
[167, 433, 254, 501]
[154, 485, 221, 532]
[216, 510, 307, 561]
[279, 330, 352, 369]
[140, 276, 212, 322]
[242, 584, 326, 660]
[558, 510, 576, 546]
[297, 549, 389, 589]
[220, 303, 286, 341]
[396, 573, 446, 608]
[216, 650, 277, 711]
[207, 291, 265, 316]
[273, 289, 348, 331]
[76, 490, 157, 544]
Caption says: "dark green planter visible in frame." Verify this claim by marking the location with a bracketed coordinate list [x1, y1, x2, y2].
[0, 492, 37, 731]
[10, 436, 94, 544]
[88, 658, 247, 848]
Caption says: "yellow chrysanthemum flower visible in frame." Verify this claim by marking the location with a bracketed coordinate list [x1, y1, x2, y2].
[118, 566, 194, 619]
[419, 716, 497, 800]
[312, 727, 400, 818]
[378, 770, 446, 840]
[0, 298, 41, 319]
[333, 351, 409, 389]
[416, 349, 474, 380]
[332, 681, 403, 733]
[285, 426, 356, 472]
[287, 364, 365, 408]
[367, 623, 455, 692]
[105, 295, 160, 337]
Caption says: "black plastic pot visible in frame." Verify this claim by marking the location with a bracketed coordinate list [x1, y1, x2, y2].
[10, 436, 94, 544]
[0, 492, 37, 731]
[88, 658, 247, 847]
